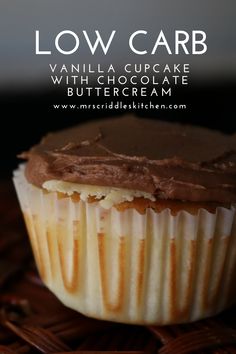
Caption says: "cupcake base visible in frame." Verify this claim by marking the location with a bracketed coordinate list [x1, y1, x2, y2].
[14, 167, 236, 325]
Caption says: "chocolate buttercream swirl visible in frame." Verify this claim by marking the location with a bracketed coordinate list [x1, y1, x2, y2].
[21, 115, 236, 203]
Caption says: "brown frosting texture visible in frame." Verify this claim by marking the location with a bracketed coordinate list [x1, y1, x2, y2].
[22, 115, 236, 203]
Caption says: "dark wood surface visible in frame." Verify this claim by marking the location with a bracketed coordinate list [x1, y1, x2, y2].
[1, 180, 236, 354]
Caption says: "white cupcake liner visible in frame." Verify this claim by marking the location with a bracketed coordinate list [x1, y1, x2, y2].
[13, 166, 236, 325]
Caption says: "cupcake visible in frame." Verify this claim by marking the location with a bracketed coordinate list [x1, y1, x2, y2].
[13, 115, 236, 325]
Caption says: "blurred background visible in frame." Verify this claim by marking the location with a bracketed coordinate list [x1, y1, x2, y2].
[1, 0, 236, 177]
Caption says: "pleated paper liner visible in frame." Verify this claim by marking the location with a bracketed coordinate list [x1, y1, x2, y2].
[13, 167, 236, 325]
[2, 179, 236, 353]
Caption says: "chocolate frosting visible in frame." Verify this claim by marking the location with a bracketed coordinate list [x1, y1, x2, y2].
[21, 115, 236, 203]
